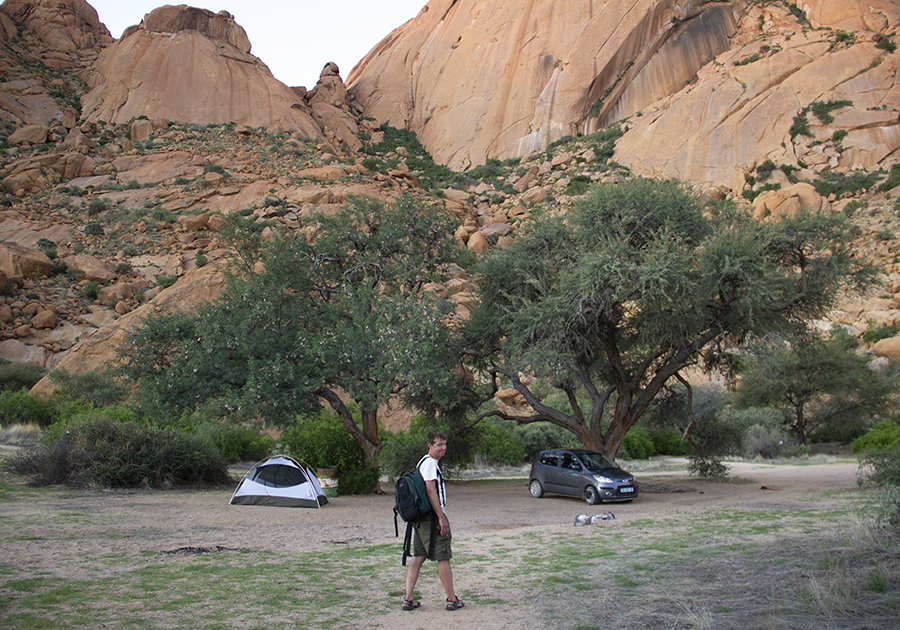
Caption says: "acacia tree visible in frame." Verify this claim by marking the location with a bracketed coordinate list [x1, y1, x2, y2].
[121, 195, 471, 472]
[465, 178, 871, 458]
[735, 330, 895, 444]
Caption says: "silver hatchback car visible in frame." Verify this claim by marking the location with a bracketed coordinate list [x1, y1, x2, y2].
[529, 449, 638, 504]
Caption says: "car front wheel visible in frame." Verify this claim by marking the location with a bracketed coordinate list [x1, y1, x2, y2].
[583, 485, 599, 505]
[529, 480, 544, 498]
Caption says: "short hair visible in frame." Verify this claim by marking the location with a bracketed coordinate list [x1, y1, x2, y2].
[427, 430, 447, 445]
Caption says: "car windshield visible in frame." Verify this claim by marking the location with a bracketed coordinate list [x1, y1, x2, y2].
[577, 452, 617, 471]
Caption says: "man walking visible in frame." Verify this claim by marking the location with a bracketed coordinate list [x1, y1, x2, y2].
[402, 430, 465, 611]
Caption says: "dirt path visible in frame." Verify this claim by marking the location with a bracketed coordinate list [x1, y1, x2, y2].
[1, 459, 868, 629]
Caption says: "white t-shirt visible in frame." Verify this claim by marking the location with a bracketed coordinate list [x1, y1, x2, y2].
[418, 455, 446, 509]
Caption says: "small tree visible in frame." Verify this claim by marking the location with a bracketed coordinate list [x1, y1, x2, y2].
[465, 178, 872, 458]
[120, 195, 471, 479]
[735, 330, 896, 444]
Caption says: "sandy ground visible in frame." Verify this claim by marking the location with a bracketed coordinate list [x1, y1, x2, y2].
[1, 458, 868, 629]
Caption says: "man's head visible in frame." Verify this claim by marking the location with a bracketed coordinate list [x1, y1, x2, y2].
[427, 430, 448, 460]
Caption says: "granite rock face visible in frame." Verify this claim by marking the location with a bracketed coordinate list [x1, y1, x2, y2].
[80, 5, 326, 137]
[349, 0, 900, 192]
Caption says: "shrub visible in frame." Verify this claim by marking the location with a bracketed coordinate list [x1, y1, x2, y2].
[48, 368, 128, 408]
[157, 274, 177, 288]
[0, 389, 58, 427]
[279, 409, 379, 495]
[857, 448, 900, 489]
[84, 222, 105, 236]
[852, 421, 900, 454]
[743, 423, 800, 459]
[513, 421, 580, 463]
[193, 423, 275, 463]
[472, 419, 525, 466]
[115, 262, 132, 275]
[8, 411, 230, 488]
[647, 427, 690, 456]
[566, 174, 593, 196]
[87, 198, 110, 215]
[81, 281, 100, 299]
[0, 361, 47, 393]
[862, 321, 899, 344]
[619, 425, 656, 459]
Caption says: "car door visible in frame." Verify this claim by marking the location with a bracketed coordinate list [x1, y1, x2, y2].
[557, 451, 586, 497]
[535, 451, 562, 492]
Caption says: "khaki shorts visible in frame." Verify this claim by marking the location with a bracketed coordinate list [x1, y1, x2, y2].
[412, 513, 452, 561]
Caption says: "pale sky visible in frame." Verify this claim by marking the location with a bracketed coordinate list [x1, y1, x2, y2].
[88, 1, 427, 89]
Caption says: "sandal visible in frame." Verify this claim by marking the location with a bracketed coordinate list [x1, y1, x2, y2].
[401, 598, 421, 611]
[446, 596, 465, 611]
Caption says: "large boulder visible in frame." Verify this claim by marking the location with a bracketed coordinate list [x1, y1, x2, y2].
[0, 0, 112, 52]
[80, 6, 327, 137]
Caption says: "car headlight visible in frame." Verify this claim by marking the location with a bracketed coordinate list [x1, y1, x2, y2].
[593, 475, 613, 484]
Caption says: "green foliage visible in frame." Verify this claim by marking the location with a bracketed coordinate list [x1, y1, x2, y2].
[0, 389, 58, 427]
[875, 37, 897, 53]
[514, 422, 581, 462]
[115, 262, 132, 275]
[84, 222, 104, 236]
[787, 3, 807, 22]
[862, 320, 899, 344]
[8, 410, 229, 488]
[48, 368, 128, 408]
[0, 361, 47, 393]
[467, 177, 869, 457]
[646, 427, 690, 456]
[157, 274, 177, 288]
[877, 163, 900, 193]
[736, 330, 896, 443]
[192, 422, 275, 463]
[364, 125, 460, 190]
[87, 198, 110, 215]
[789, 114, 812, 139]
[566, 174, 593, 196]
[472, 419, 525, 466]
[857, 448, 900, 489]
[812, 170, 881, 197]
[852, 421, 900, 454]
[619, 425, 656, 460]
[81, 281, 100, 299]
[121, 196, 472, 472]
[809, 100, 853, 125]
[279, 410, 378, 495]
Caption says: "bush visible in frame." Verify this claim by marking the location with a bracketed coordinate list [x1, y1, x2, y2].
[87, 198, 110, 215]
[279, 410, 379, 495]
[378, 425, 427, 479]
[0, 361, 47, 393]
[0, 389, 58, 427]
[619, 425, 656, 459]
[857, 448, 900, 489]
[7, 411, 230, 488]
[194, 423, 275, 463]
[472, 419, 525, 466]
[48, 368, 128, 408]
[82, 281, 100, 299]
[84, 222, 105, 236]
[852, 421, 900, 454]
[513, 421, 580, 463]
[647, 427, 690, 456]
[743, 423, 800, 459]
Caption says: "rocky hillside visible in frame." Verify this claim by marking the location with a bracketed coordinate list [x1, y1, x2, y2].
[348, 0, 900, 195]
[1, 0, 900, 409]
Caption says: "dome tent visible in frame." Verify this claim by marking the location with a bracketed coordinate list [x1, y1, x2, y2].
[230, 455, 327, 508]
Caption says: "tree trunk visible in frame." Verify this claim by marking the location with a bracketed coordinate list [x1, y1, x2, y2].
[314, 387, 385, 493]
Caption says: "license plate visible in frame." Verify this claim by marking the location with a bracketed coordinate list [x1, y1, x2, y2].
[620, 487, 634, 493]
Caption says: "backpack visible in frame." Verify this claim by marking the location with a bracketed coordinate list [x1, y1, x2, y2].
[393, 468, 431, 525]
[393, 457, 438, 566]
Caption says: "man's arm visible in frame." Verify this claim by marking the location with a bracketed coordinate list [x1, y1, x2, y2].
[425, 479, 449, 536]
